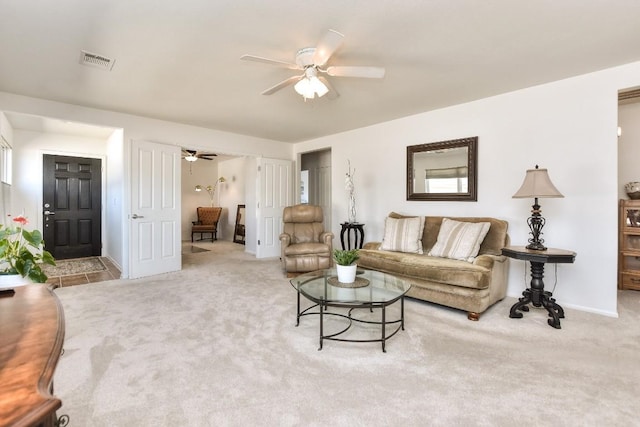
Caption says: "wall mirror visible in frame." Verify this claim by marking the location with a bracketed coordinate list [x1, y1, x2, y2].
[407, 136, 477, 201]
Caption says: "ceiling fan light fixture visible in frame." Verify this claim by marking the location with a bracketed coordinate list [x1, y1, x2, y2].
[294, 77, 313, 99]
[311, 76, 329, 97]
[185, 154, 198, 162]
[294, 75, 328, 99]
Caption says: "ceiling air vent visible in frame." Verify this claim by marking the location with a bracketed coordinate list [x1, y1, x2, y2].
[79, 50, 115, 71]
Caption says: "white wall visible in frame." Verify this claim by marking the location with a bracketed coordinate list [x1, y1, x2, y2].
[294, 60, 640, 317]
[0, 91, 292, 277]
[618, 100, 640, 199]
[105, 129, 124, 270]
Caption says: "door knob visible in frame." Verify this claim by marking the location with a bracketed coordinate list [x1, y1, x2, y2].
[44, 210, 56, 215]
[131, 214, 144, 219]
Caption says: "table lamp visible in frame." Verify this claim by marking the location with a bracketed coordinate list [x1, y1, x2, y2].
[512, 165, 563, 251]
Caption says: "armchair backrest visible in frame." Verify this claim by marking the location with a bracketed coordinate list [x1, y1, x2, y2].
[197, 207, 222, 225]
[282, 204, 325, 244]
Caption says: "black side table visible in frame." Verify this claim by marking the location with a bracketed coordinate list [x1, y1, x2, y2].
[340, 222, 365, 250]
[501, 246, 576, 329]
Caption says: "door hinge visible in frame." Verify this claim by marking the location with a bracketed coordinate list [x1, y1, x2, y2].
[258, 240, 260, 245]
[257, 165, 261, 172]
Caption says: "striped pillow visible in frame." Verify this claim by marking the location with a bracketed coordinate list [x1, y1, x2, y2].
[428, 218, 491, 262]
[380, 216, 424, 254]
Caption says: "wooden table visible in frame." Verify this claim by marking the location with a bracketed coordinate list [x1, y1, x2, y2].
[0, 285, 66, 427]
[501, 246, 576, 329]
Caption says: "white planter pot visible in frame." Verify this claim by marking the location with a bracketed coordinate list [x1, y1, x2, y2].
[336, 264, 357, 284]
[0, 274, 32, 291]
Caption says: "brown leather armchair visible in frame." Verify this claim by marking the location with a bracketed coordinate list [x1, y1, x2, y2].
[191, 207, 222, 242]
[279, 204, 334, 275]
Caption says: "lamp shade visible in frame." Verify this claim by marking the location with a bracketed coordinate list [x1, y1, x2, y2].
[512, 166, 563, 199]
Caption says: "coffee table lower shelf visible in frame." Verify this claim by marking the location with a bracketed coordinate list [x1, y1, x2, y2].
[296, 295, 406, 352]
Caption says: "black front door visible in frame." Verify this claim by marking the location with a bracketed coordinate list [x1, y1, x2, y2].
[42, 155, 102, 260]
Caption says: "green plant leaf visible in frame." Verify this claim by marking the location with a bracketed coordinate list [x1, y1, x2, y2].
[333, 248, 360, 266]
[41, 250, 56, 266]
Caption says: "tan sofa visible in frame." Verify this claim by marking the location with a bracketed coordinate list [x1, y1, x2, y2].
[358, 214, 509, 320]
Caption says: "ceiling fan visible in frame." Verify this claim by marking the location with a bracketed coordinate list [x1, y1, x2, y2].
[240, 29, 385, 100]
[182, 149, 217, 162]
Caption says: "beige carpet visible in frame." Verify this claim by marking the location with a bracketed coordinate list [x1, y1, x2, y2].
[53, 241, 640, 426]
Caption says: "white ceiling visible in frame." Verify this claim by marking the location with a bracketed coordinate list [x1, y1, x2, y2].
[1, 0, 640, 143]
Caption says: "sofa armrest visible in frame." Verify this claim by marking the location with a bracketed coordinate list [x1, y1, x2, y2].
[279, 233, 292, 265]
[279, 233, 291, 247]
[474, 254, 509, 306]
[319, 232, 334, 246]
[473, 254, 508, 268]
[363, 241, 381, 250]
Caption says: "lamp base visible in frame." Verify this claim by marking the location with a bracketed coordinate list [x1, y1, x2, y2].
[526, 242, 547, 251]
[526, 199, 547, 251]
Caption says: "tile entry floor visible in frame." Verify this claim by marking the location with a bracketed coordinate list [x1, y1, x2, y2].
[46, 257, 121, 288]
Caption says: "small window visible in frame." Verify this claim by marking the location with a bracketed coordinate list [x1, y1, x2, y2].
[0, 136, 11, 185]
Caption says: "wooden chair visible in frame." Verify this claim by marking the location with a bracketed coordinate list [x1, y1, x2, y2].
[191, 207, 222, 242]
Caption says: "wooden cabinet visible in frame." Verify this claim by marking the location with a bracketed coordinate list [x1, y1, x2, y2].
[619, 199, 640, 290]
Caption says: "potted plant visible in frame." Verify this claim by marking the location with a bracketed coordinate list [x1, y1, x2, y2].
[333, 248, 359, 283]
[0, 215, 56, 288]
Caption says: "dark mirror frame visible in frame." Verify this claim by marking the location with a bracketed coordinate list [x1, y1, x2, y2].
[233, 204, 246, 245]
[406, 136, 478, 201]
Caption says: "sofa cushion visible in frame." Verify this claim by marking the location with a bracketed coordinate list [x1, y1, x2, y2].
[284, 242, 331, 257]
[358, 249, 491, 290]
[428, 218, 491, 262]
[379, 216, 424, 254]
[423, 216, 508, 256]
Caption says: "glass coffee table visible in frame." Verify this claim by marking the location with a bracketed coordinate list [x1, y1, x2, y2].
[290, 268, 412, 352]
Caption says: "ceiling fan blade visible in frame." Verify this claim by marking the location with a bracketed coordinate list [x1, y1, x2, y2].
[198, 153, 217, 157]
[240, 54, 300, 70]
[318, 76, 339, 100]
[325, 66, 386, 79]
[313, 29, 344, 66]
[199, 156, 214, 160]
[261, 75, 302, 95]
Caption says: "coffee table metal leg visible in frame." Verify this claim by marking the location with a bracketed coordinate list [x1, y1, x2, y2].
[318, 301, 324, 351]
[381, 304, 386, 353]
[401, 296, 405, 330]
[296, 290, 301, 326]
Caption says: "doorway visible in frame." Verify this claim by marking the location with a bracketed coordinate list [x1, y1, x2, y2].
[42, 154, 102, 260]
[300, 149, 332, 231]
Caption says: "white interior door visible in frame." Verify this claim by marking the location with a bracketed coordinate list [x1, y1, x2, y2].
[129, 140, 181, 278]
[256, 157, 293, 259]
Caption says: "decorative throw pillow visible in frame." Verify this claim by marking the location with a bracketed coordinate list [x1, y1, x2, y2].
[428, 218, 491, 262]
[380, 216, 425, 254]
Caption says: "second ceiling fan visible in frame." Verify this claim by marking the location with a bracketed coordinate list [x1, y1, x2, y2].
[182, 149, 217, 162]
[241, 29, 385, 100]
